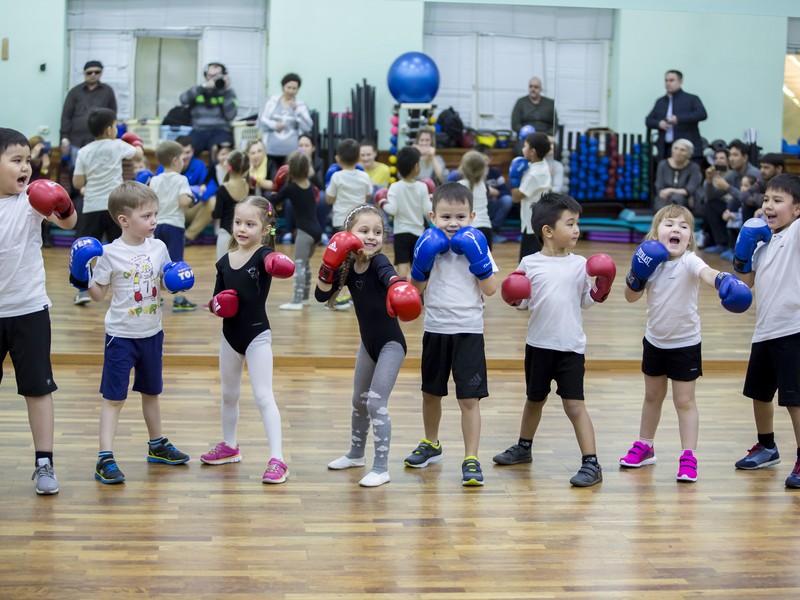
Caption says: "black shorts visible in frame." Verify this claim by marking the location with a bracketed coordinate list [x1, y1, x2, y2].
[393, 232, 419, 265]
[743, 331, 800, 407]
[421, 332, 488, 399]
[80, 210, 122, 243]
[641, 337, 702, 381]
[525, 344, 584, 401]
[0, 309, 58, 397]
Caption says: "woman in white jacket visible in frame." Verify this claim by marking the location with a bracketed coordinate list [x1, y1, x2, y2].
[258, 73, 313, 178]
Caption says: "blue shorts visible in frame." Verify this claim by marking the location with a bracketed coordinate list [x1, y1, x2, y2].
[100, 331, 164, 401]
[154, 223, 185, 262]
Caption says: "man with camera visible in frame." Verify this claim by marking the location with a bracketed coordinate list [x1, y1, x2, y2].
[179, 62, 238, 159]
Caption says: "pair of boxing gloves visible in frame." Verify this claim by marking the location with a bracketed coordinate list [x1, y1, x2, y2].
[69, 237, 197, 295]
[209, 253, 295, 318]
[625, 239, 752, 313]
[501, 254, 617, 306]
[410, 226, 494, 283]
[313, 231, 422, 322]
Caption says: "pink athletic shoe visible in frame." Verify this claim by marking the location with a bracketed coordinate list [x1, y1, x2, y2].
[200, 441, 242, 465]
[262, 458, 288, 484]
[677, 450, 698, 482]
[619, 441, 657, 468]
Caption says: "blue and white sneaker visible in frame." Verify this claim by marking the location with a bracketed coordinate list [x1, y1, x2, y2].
[735, 443, 780, 470]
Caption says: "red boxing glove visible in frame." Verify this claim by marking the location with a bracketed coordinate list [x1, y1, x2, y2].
[264, 252, 295, 279]
[121, 131, 143, 148]
[318, 231, 363, 283]
[375, 187, 389, 209]
[586, 253, 616, 303]
[27, 180, 74, 219]
[210, 289, 238, 318]
[386, 276, 422, 322]
[313, 186, 320, 204]
[272, 164, 289, 193]
[501, 270, 531, 306]
[421, 178, 436, 195]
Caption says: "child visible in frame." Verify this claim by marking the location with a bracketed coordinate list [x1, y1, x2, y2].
[203, 197, 295, 484]
[721, 175, 751, 262]
[731, 174, 800, 488]
[315, 205, 422, 486]
[475, 143, 513, 245]
[0, 128, 78, 494]
[72, 108, 143, 304]
[458, 150, 493, 248]
[212, 150, 250, 260]
[510, 132, 552, 261]
[619, 204, 752, 482]
[359, 139, 391, 189]
[151, 140, 197, 312]
[378, 146, 431, 278]
[406, 182, 498, 486]
[326, 138, 373, 233]
[76, 181, 194, 484]
[273, 152, 322, 310]
[494, 192, 616, 487]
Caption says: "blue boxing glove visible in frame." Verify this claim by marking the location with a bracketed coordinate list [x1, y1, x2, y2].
[450, 226, 493, 280]
[189, 185, 204, 203]
[410, 227, 449, 282]
[134, 169, 154, 186]
[715, 272, 752, 313]
[447, 170, 462, 182]
[625, 240, 669, 291]
[69, 236, 103, 290]
[163, 261, 195, 293]
[508, 156, 529, 188]
[325, 164, 341, 187]
[733, 217, 772, 274]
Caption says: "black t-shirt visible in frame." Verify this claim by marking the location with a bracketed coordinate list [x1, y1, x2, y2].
[315, 253, 406, 362]
[213, 246, 274, 354]
[271, 182, 322, 242]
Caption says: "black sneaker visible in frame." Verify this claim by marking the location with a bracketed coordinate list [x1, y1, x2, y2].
[404, 439, 443, 468]
[147, 438, 190, 465]
[172, 295, 197, 312]
[569, 461, 603, 487]
[95, 457, 126, 484]
[462, 456, 484, 486]
[492, 443, 532, 465]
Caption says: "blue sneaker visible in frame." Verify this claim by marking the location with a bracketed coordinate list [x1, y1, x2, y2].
[404, 439, 443, 468]
[735, 443, 780, 470]
[720, 249, 735, 262]
[461, 456, 484, 486]
[95, 457, 125, 484]
[786, 460, 800, 488]
[147, 438, 190, 465]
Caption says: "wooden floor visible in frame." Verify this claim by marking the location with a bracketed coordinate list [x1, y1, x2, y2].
[2, 239, 799, 599]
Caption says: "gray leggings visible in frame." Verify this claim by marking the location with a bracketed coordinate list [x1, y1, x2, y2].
[347, 341, 405, 473]
[292, 230, 317, 303]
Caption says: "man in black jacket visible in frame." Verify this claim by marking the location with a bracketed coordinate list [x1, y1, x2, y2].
[645, 70, 707, 163]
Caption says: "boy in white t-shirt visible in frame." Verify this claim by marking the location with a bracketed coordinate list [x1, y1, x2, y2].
[379, 145, 431, 278]
[80, 181, 195, 484]
[510, 132, 552, 261]
[494, 192, 616, 487]
[151, 140, 196, 312]
[0, 127, 78, 495]
[405, 183, 498, 486]
[326, 138, 372, 232]
[731, 174, 800, 488]
[72, 108, 143, 304]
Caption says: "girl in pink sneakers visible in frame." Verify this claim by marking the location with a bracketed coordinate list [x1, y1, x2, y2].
[315, 205, 422, 487]
[620, 204, 752, 482]
[201, 197, 295, 484]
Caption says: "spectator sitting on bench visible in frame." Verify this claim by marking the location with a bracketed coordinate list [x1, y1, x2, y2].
[654, 138, 703, 212]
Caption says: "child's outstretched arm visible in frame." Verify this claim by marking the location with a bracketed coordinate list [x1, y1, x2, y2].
[701, 268, 753, 314]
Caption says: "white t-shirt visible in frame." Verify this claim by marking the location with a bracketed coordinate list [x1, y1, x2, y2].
[90, 237, 171, 339]
[0, 192, 50, 318]
[423, 249, 498, 334]
[151, 171, 192, 228]
[518, 161, 552, 233]
[752, 218, 800, 343]
[326, 169, 373, 228]
[383, 180, 431, 236]
[643, 251, 707, 349]
[459, 179, 491, 229]
[517, 253, 594, 353]
[74, 139, 136, 214]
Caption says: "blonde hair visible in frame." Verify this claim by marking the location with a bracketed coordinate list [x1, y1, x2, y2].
[155, 139, 183, 167]
[644, 204, 697, 253]
[108, 181, 158, 220]
[226, 196, 276, 252]
[325, 204, 385, 310]
[459, 150, 487, 191]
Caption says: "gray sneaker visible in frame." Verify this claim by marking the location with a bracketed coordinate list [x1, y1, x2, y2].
[493, 443, 532, 465]
[73, 290, 91, 305]
[735, 444, 780, 470]
[32, 458, 59, 495]
[404, 439, 443, 468]
[569, 461, 603, 487]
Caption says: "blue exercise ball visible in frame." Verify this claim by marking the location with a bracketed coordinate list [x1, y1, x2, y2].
[387, 52, 440, 103]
